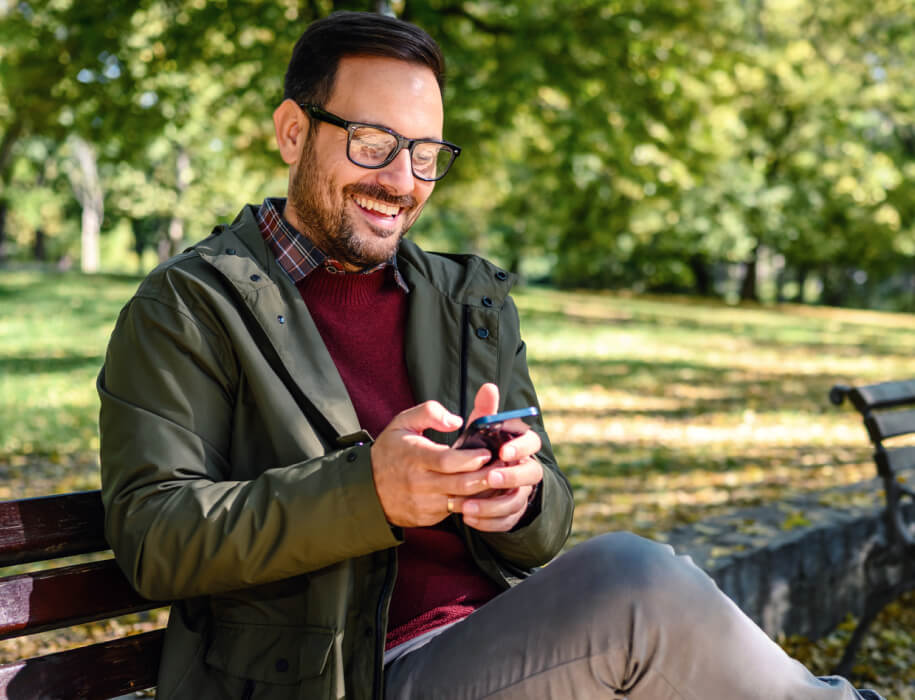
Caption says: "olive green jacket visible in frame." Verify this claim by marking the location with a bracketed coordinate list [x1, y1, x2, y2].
[98, 205, 574, 700]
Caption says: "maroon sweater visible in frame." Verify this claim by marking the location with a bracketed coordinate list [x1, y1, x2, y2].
[297, 265, 501, 650]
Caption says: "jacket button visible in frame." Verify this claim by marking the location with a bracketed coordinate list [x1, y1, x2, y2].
[225, 248, 236, 255]
[476, 327, 490, 339]
[275, 658, 289, 673]
[347, 452, 357, 462]
[481, 296, 493, 307]
[495, 270, 508, 281]
[250, 274, 261, 282]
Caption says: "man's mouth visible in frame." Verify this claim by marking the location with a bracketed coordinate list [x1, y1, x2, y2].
[353, 195, 403, 219]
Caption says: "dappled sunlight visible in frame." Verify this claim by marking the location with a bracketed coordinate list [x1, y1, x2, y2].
[3, 280, 914, 693]
[545, 412, 867, 448]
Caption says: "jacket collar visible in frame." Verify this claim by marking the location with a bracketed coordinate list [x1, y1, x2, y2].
[195, 205, 363, 440]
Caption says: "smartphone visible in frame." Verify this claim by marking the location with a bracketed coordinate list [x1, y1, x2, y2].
[453, 406, 539, 464]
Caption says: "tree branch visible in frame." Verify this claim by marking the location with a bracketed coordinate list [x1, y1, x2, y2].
[437, 4, 512, 35]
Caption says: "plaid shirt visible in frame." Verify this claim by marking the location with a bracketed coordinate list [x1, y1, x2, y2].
[256, 197, 409, 293]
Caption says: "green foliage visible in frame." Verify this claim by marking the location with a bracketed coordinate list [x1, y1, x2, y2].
[3, 0, 915, 303]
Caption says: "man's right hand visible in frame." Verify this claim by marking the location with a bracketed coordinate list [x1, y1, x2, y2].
[370, 401, 494, 527]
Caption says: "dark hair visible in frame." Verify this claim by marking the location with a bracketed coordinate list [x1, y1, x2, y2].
[284, 11, 446, 113]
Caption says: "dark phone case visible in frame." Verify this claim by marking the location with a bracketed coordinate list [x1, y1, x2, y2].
[455, 423, 522, 465]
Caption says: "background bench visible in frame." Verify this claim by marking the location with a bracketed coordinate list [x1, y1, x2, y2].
[0, 490, 164, 699]
[829, 379, 915, 675]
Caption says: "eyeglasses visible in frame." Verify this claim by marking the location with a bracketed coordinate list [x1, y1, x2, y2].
[299, 103, 461, 182]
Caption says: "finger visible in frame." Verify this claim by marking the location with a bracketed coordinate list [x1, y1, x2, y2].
[391, 400, 464, 435]
[435, 445, 492, 474]
[482, 460, 543, 490]
[444, 460, 542, 495]
[462, 513, 526, 532]
[497, 429, 542, 463]
[464, 382, 500, 428]
[462, 487, 528, 517]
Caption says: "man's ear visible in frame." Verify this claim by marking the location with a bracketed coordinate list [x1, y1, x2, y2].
[273, 99, 307, 165]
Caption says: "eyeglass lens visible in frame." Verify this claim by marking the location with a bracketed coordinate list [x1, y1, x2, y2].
[349, 125, 453, 179]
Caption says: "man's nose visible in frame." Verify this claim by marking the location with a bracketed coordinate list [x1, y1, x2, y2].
[377, 148, 415, 194]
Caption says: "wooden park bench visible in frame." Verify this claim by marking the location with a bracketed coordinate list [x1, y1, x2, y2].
[829, 379, 915, 675]
[0, 490, 164, 699]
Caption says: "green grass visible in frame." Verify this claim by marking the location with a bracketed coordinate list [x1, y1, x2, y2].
[0, 270, 143, 494]
[2, 272, 914, 695]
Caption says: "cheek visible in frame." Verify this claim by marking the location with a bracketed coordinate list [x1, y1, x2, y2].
[415, 182, 435, 206]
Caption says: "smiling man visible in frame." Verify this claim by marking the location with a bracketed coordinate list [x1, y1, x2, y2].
[98, 11, 882, 700]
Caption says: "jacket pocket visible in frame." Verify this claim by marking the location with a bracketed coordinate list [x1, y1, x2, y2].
[205, 621, 335, 686]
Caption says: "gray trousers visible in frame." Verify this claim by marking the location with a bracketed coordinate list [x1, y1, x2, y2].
[384, 533, 877, 700]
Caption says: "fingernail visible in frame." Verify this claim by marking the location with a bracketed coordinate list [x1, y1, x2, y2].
[463, 501, 479, 515]
[501, 446, 516, 461]
[487, 471, 504, 487]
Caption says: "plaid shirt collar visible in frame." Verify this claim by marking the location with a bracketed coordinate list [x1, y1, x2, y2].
[255, 197, 409, 293]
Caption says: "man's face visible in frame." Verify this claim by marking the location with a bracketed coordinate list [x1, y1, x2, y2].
[287, 55, 443, 269]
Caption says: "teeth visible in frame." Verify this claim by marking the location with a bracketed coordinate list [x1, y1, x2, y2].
[354, 196, 400, 217]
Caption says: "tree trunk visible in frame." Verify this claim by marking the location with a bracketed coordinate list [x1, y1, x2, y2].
[33, 228, 46, 261]
[739, 245, 759, 302]
[161, 147, 191, 261]
[67, 137, 104, 273]
[688, 253, 712, 296]
[81, 206, 101, 272]
[374, 0, 395, 15]
[794, 266, 808, 303]
[0, 201, 8, 264]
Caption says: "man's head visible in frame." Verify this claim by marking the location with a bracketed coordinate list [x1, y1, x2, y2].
[273, 12, 451, 270]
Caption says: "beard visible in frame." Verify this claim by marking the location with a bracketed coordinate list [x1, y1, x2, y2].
[287, 142, 424, 269]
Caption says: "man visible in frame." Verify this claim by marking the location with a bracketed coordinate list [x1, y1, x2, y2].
[98, 11, 882, 700]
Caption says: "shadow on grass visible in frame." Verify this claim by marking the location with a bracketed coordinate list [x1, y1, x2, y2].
[553, 441, 871, 481]
[0, 354, 103, 375]
[530, 356, 856, 413]
[523, 307, 915, 357]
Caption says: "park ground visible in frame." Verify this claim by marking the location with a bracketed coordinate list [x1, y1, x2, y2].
[1, 270, 914, 697]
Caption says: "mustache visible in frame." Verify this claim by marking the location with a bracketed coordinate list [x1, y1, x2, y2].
[344, 183, 416, 209]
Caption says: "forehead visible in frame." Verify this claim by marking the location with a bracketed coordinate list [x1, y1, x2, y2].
[325, 55, 444, 139]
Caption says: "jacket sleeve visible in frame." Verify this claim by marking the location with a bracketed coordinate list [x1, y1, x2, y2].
[469, 297, 574, 571]
[98, 282, 401, 601]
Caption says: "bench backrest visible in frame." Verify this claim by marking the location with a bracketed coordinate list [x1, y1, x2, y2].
[830, 379, 915, 552]
[0, 490, 164, 700]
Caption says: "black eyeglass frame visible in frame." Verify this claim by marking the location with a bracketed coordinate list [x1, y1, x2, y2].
[299, 103, 461, 182]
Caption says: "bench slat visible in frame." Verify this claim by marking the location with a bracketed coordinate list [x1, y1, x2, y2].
[0, 559, 161, 640]
[0, 492, 108, 567]
[0, 629, 164, 700]
[865, 407, 915, 442]
[880, 445, 915, 474]
[848, 379, 915, 413]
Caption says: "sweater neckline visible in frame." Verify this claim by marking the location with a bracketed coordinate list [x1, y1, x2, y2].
[298, 265, 399, 306]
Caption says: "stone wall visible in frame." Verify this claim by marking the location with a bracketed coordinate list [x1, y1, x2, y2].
[663, 472, 915, 640]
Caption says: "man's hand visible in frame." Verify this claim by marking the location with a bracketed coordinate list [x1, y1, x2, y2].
[370, 383, 543, 532]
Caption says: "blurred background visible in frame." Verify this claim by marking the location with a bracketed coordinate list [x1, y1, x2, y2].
[2, 1, 915, 693]
[1, 0, 914, 309]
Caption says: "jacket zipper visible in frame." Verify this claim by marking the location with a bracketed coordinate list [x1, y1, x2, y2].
[459, 305, 470, 419]
[372, 548, 397, 700]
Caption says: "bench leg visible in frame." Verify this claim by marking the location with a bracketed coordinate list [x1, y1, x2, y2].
[833, 576, 915, 676]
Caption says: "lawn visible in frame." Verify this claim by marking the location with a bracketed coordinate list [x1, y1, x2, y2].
[1, 270, 914, 696]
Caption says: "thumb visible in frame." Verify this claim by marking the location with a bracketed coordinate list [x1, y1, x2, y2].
[390, 400, 464, 435]
[466, 382, 500, 427]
